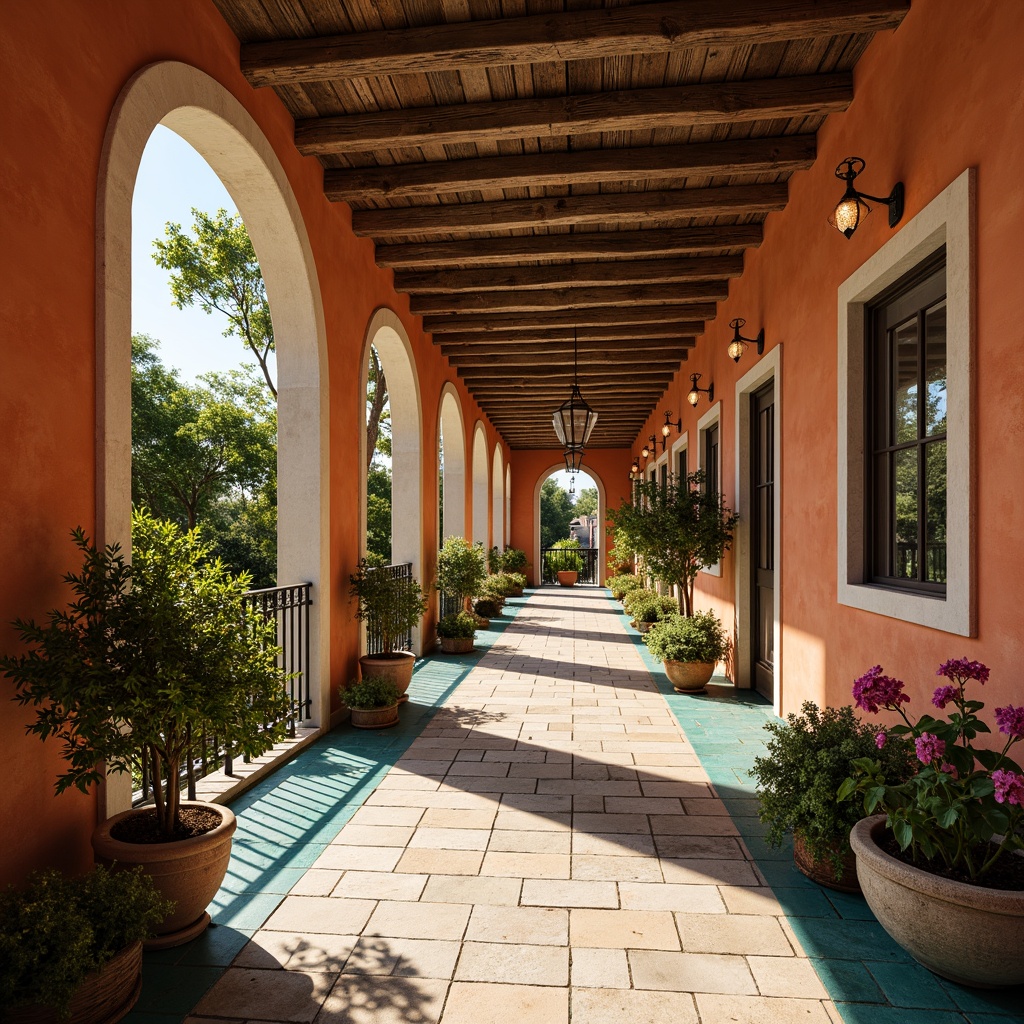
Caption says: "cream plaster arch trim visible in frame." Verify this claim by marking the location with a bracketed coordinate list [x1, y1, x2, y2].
[491, 444, 505, 552]
[471, 421, 490, 546]
[532, 465, 607, 588]
[96, 62, 330, 761]
[505, 464, 512, 546]
[358, 307, 425, 654]
[437, 382, 467, 542]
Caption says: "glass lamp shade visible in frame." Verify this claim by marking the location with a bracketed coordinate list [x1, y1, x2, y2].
[661, 422, 671, 438]
[728, 340, 746, 362]
[686, 388, 700, 407]
[552, 385, 598, 450]
[563, 449, 584, 474]
[641, 443, 651, 459]
[831, 194, 871, 238]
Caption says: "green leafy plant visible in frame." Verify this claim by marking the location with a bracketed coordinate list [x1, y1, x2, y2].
[606, 573, 643, 600]
[0, 865, 172, 1017]
[473, 598, 501, 618]
[644, 610, 729, 665]
[499, 548, 528, 574]
[350, 557, 428, 655]
[547, 537, 585, 574]
[2, 510, 292, 838]
[622, 588, 659, 618]
[436, 611, 477, 640]
[486, 573, 520, 598]
[436, 537, 487, 614]
[478, 575, 510, 605]
[608, 472, 738, 615]
[506, 572, 527, 591]
[751, 702, 915, 876]
[343, 677, 401, 710]
[631, 594, 679, 624]
[839, 660, 1024, 881]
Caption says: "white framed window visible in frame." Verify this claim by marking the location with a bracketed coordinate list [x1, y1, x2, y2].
[837, 168, 975, 636]
[671, 430, 689, 484]
[697, 401, 723, 578]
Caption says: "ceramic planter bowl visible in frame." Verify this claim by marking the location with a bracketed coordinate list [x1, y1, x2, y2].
[359, 650, 415, 699]
[556, 570, 578, 587]
[663, 660, 715, 693]
[92, 802, 236, 949]
[850, 815, 1024, 987]
[350, 702, 400, 729]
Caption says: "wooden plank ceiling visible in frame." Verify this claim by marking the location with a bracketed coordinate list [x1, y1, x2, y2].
[214, 0, 909, 449]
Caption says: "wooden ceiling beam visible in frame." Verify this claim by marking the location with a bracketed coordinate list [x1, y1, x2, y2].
[296, 74, 851, 155]
[241, 0, 909, 87]
[440, 334, 697, 352]
[410, 282, 728, 315]
[397, 256, 741, 294]
[324, 135, 814, 201]
[425, 307, 715, 333]
[448, 350, 686, 367]
[377, 225, 760, 270]
[352, 184, 787, 239]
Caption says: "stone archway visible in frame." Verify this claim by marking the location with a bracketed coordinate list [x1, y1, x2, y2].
[532, 465, 607, 587]
[438, 383, 466, 542]
[471, 421, 489, 546]
[491, 445, 504, 552]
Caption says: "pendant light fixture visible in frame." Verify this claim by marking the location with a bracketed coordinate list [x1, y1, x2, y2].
[552, 328, 598, 452]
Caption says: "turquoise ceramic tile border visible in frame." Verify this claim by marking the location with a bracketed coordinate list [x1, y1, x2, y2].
[121, 594, 529, 1024]
[609, 592, 1024, 1024]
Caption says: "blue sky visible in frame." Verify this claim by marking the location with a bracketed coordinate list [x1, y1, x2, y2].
[132, 126, 275, 384]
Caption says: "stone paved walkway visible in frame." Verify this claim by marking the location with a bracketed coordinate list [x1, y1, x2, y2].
[187, 587, 836, 1024]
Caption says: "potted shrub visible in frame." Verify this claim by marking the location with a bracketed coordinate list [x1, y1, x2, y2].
[644, 610, 729, 693]
[472, 596, 500, 622]
[608, 471, 737, 615]
[436, 537, 487, 616]
[621, 587, 658, 620]
[500, 548, 529, 587]
[606, 573, 642, 602]
[342, 677, 401, 729]
[840, 660, 1024, 987]
[350, 556, 427, 698]
[506, 571, 527, 597]
[630, 593, 679, 634]
[548, 538, 584, 586]
[2, 511, 292, 948]
[0, 865, 172, 1024]
[751, 702, 914, 891]
[436, 611, 477, 654]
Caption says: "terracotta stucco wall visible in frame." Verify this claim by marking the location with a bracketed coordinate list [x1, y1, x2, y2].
[630, 0, 1024, 721]
[0, 0, 506, 886]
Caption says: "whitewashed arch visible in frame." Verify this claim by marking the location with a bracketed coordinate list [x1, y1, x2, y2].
[491, 445, 504, 552]
[505, 464, 512, 546]
[96, 63, 330, 816]
[359, 308, 424, 653]
[533, 465, 607, 587]
[438, 383, 466, 541]
[471, 422, 489, 546]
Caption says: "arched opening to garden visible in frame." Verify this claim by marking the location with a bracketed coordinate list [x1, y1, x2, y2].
[505, 464, 512, 547]
[491, 445, 504, 556]
[533, 466, 605, 587]
[438, 384, 466, 545]
[471, 422, 489, 547]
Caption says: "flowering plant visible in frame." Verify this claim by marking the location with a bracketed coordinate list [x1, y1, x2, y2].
[838, 659, 1024, 881]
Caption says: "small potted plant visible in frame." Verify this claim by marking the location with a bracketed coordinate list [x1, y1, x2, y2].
[840, 660, 1024, 987]
[751, 702, 914, 891]
[506, 571, 527, 597]
[644, 610, 729, 693]
[436, 611, 477, 654]
[630, 594, 679, 634]
[500, 548, 529, 589]
[548, 538, 585, 586]
[436, 537, 487, 615]
[606, 573, 642, 601]
[622, 587, 658, 621]
[350, 556, 428, 697]
[2, 510, 292, 948]
[342, 677, 402, 729]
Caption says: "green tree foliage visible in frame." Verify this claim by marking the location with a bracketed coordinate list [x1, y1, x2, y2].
[153, 208, 277, 397]
[367, 345, 391, 469]
[540, 478, 576, 547]
[367, 465, 393, 564]
[436, 537, 487, 612]
[573, 487, 599, 517]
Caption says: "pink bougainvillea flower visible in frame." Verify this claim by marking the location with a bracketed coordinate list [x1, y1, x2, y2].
[939, 762, 958, 778]
[994, 705, 1024, 740]
[992, 769, 1024, 807]
[875, 732, 887, 750]
[915, 732, 946, 765]
[853, 665, 910, 715]
[932, 684, 959, 710]
[937, 658, 990, 685]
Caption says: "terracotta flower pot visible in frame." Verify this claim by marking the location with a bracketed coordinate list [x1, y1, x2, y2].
[6, 940, 142, 1024]
[359, 650, 415, 699]
[92, 802, 236, 949]
[350, 702, 400, 729]
[439, 636, 474, 654]
[557, 570, 578, 587]
[636, 620, 654, 634]
[793, 830, 861, 894]
[850, 815, 1024, 987]
[663, 660, 715, 693]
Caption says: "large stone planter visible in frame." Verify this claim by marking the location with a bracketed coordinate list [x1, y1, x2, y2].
[663, 660, 715, 693]
[439, 636, 474, 654]
[850, 815, 1024, 987]
[359, 650, 415, 700]
[556, 570, 578, 587]
[6, 940, 142, 1024]
[92, 803, 236, 949]
[794, 830, 860, 894]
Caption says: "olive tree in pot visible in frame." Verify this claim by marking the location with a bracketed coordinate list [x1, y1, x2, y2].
[643, 611, 729, 693]
[436, 537, 487, 613]
[750, 702, 914, 892]
[2, 510, 293, 949]
[0, 865, 171, 1024]
[608, 471, 737, 616]
[436, 611, 477, 654]
[350, 556, 428, 699]
[840, 659, 1024, 987]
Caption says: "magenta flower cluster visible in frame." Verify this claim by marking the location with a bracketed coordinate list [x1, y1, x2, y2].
[915, 732, 946, 765]
[992, 769, 1024, 807]
[853, 665, 910, 715]
[937, 658, 990, 684]
[995, 704, 1024, 740]
[931, 684, 959, 709]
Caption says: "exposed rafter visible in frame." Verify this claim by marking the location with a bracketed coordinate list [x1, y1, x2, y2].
[424, 308, 715, 334]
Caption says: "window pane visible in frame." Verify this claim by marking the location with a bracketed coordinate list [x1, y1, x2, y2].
[893, 447, 918, 579]
[925, 300, 947, 436]
[873, 454, 890, 576]
[924, 440, 947, 583]
[893, 319, 919, 445]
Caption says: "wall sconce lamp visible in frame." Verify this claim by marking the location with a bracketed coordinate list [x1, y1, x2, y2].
[830, 157, 904, 239]
[662, 411, 683, 441]
[686, 373, 714, 407]
[630, 456, 641, 476]
[641, 434, 659, 459]
[727, 318, 765, 363]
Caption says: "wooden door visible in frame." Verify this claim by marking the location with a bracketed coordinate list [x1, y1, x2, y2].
[751, 381, 775, 700]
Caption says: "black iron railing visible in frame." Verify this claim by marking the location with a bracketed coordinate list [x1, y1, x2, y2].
[541, 546, 600, 585]
[365, 562, 415, 655]
[135, 581, 313, 806]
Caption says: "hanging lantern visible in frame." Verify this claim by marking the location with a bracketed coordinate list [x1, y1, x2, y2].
[552, 329, 598, 451]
